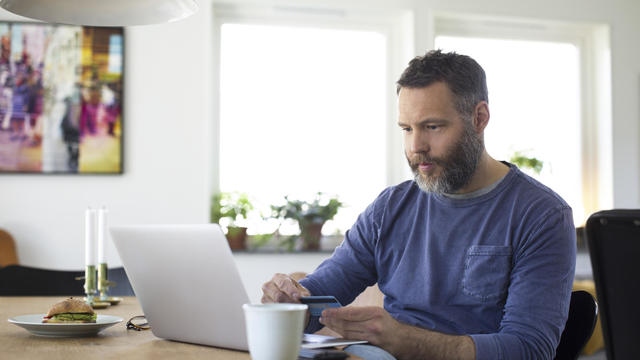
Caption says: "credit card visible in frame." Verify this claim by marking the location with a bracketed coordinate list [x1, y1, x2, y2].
[299, 296, 342, 317]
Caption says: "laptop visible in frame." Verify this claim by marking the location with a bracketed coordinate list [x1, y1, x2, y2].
[111, 224, 367, 351]
[111, 224, 250, 350]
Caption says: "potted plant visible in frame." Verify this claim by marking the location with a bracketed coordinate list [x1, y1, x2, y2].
[510, 151, 543, 175]
[211, 192, 254, 250]
[271, 193, 342, 251]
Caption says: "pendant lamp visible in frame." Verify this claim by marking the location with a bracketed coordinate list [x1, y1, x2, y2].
[0, 0, 198, 26]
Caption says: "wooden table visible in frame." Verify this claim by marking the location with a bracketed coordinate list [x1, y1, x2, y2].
[1, 296, 250, 360]
[2, 296, 361, 360]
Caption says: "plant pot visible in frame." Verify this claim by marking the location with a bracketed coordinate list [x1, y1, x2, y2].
[300, 222, 324, 251]
[227, 226, 248, 250]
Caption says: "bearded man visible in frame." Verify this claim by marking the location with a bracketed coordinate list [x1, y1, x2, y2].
[262, 50, 576, 360]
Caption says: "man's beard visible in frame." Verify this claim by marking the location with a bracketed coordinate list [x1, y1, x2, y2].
[407, 121, 484, 194]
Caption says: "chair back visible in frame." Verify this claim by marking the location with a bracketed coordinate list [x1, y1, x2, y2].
[555, 290, 598, 360]
[0, 229, 19, 267]
[0, 265, 135, 296]
[0, 265, 84, 296]
[586, 209, 640, 360]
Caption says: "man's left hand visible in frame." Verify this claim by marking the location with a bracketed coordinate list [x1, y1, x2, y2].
[318, 306, 476, 360]
[319, 306, 403, 354]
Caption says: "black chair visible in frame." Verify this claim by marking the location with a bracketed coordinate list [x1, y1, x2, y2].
[555, 290, 598, 360]
[586, 209, 640, 360]
[0, 265, 135, 296]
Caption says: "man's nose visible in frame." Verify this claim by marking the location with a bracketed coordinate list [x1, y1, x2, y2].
[408, 132, 429, 154]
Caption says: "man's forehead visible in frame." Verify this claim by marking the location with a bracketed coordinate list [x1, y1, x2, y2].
[398, 82, 458, 117]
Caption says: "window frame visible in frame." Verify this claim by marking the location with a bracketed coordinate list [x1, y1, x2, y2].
[210, 3, 414, 202]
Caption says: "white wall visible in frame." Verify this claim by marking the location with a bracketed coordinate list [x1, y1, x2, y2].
[1, 0, 639, 274]
[0, 3, 214, 269]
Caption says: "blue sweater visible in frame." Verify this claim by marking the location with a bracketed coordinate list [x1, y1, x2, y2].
[300, 165, 576, 359]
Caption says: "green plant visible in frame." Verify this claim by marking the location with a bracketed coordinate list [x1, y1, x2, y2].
[271, 192, 342, 227]
[248, 233, 274, 249]
[510, 151, 543, 175]
[271, 192, 343, 250]
[210, 192, 254, 227]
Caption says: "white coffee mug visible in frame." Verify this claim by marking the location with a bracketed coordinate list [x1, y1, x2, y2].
[242, 303, 308, 360]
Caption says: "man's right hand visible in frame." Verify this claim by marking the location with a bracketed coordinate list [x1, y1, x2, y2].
[261, 273, 311, 303]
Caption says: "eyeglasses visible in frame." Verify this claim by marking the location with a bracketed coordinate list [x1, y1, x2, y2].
[126, 315, 150, 331]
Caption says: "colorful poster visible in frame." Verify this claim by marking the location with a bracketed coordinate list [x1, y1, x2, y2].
[0, 23, 123, 174]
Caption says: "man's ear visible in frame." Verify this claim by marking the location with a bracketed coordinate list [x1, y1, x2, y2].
[473, 101, 490, 133]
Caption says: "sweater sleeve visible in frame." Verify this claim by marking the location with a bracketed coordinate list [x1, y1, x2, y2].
[299, 190, 387, 333]
[470, 206, 576, 360]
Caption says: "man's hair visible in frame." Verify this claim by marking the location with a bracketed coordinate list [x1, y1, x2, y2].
[396, 50, 488, 118]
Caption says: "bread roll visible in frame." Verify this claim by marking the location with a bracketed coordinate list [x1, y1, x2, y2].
[45, 298, 94, 317]
[42, 298, 96, 323]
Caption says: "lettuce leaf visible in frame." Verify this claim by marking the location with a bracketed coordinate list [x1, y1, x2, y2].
[51, 313, 97, 322]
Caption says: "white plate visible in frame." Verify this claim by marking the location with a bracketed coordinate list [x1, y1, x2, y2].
[8, 314, 123, 337]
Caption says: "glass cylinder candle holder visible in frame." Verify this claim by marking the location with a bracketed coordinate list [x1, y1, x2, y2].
[84, 264, 97, 305]
[98, 263, 115, 300]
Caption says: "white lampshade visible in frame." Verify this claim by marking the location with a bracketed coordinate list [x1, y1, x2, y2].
[0, 0, 198, 26]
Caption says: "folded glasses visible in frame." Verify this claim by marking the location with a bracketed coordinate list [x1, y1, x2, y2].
[126, 315, 150, 331]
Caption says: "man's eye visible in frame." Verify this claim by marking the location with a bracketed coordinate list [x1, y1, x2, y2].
[426, 125, 440, 131]
[401, 127, 412, 132]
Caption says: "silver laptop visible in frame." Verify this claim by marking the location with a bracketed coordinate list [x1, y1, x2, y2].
[111, 224, 250, 350]
[111, 223, 367, 351]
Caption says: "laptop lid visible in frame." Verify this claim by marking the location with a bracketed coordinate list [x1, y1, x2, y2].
[111, 224, 249, 351]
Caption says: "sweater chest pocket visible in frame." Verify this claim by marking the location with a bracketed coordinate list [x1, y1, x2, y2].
[462, 245, 512, 302]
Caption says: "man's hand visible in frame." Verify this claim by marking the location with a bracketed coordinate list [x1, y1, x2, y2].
[319, 306, 403, 351]
[261, 273, 311, 303]
[319, 306, 475, 360]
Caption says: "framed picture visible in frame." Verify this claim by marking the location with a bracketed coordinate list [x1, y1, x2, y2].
[0, 22, 123, 174]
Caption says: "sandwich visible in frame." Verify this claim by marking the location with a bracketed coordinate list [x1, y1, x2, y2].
[42, 298, 97, 323]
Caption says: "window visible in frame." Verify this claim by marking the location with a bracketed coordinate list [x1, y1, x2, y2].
[435, 35, 584, 223]
[217, 22, 388, 235]
[432, 15, 612, 226]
